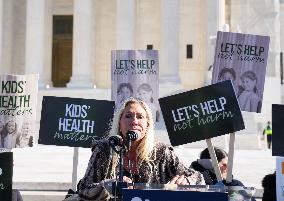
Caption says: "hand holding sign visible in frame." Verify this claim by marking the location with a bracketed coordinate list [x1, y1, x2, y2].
[159, 81, 245, 185]
[159, 80, 244, 146]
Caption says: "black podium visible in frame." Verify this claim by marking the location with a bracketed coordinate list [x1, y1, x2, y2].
[122, 188, 228, 201]
[103, 183, 255, 201]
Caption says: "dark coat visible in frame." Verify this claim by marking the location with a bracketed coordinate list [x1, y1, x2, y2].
[190, 160, 244, 186]
[190, 160, 257, 201]
[77, 140, 204, 200]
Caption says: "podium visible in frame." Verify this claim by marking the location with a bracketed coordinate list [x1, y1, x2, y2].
[103, 183, 255, 201]
[122, 188, 228, 201]
[63, 183, 255, 201]
[103, 183, 227, 201]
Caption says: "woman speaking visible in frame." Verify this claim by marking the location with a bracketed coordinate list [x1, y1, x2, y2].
[72, 98, 204, 200]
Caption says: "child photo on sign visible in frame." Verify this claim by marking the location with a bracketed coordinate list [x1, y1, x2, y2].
[238, 70, 261, 113]
[116, 82, 133, 109]
[1, 120, 21, 149]
[218, 67, 236, 83]
[137, 83, 160, 122]
[19, 122, 33, 147]
[218, 67, 238, 95]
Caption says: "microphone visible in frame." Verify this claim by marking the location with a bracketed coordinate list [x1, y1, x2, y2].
[109, 135, 123, 153]
[126, 130, 139, 151]
[126, 130, 139, 141]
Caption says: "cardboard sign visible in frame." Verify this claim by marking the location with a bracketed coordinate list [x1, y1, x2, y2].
[39, 96, 115, 148]
[111, 50, 160, 122]
[0, 152, 13, 201]
[122, 189, 228, 201]
[272, 104, 284, 156]
[0, 74, 38, 149]
[277, 157, 284, 201]
[159, 81, 244, 146]
[212, 31, 270, 113]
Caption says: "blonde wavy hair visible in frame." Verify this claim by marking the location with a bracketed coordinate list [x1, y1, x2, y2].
[109, 97, 155, 163]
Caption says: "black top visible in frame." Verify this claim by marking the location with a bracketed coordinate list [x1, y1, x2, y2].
[190, 160, 244, 186]
[190, 160, 257, 201]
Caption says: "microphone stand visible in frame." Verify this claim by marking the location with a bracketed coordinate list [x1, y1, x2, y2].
[111, 131, 138, 200]
[112, 145, 127, 200]
[118, 146, 126, 182]
[126, 139, 132, 173]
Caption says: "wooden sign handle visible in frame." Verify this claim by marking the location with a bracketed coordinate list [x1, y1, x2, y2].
[72, 147, 79, 191]
[226, 133, 235, 183]
[206, 139, 222, 182]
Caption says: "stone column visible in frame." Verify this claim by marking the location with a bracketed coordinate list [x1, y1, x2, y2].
[217, 0, 226, 30]
[25, 0, 46, 88]
[231, 0, 280, 77]
[67, 0, 94, 88]
[44, 0, 53, 88]
[230, 0, 281, 137]
[160, 0, 182, 96]
[205, 0, 226, 85]
[116, 0, 135, 49]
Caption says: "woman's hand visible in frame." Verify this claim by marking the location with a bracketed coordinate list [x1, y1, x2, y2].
[123, 176, 133, 183]
[168, 175, 189, 185]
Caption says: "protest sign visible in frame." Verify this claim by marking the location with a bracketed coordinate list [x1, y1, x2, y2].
[277, 157, 284, 201]
[111, 50, 160, 122]
[212, 31, 270, 113]
[39, 96, 115, 148]
[0, 74, 38, 149]
[159, 80, 244, 146]
[272, 104, 284, 156]
[0, 152, 13, 201]
[122, 189, 228, 201]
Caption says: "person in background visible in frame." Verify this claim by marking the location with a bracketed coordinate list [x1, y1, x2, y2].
[262, 121, 272, 149]
[190, 147, 244, 186]
[116, 83, 133, 109]
[137, 83, 160, 122]
[73, 98, 205, 200]
[261, 171, 276, 201]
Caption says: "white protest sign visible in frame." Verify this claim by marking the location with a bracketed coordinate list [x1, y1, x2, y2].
[0, 74, 38, 149]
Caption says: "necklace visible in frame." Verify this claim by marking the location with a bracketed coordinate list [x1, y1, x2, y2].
[123, 154, 138, 174]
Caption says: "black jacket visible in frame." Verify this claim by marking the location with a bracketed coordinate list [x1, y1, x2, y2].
[190, 160, 244, 186]
[190, 160, 257, 201]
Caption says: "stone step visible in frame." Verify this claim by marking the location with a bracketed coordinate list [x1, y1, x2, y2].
[20, 191, 66, 201]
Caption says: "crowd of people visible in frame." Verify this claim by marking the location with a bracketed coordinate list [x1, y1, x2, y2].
[0, 83, 274, 200]
[0, 94, 275, 200]
[62, 98, 276, 201]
